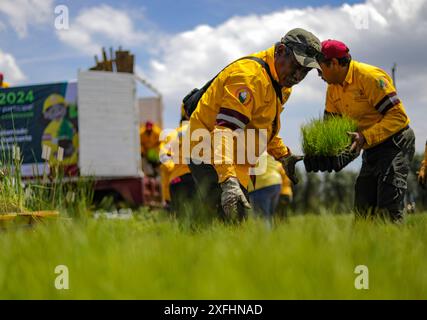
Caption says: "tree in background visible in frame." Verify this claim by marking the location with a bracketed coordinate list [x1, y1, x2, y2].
[290, 154, 426, 214]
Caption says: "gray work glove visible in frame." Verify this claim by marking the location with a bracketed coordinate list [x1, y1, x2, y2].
[279, 154, 304, 184]
[220, 177, 251, 220]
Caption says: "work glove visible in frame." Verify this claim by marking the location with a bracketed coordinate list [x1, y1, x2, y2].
[220, 177, 251, 220]
[418, 164, 426, 189]
[279, 154, 304, 184]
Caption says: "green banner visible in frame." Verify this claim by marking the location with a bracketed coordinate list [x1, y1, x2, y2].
[0, 82, 78, 176]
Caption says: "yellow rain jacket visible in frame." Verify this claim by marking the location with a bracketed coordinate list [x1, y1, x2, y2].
[325, 60, 410, 149]
[189, 45, 292, 188]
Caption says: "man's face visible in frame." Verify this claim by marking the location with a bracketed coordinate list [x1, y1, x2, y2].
[44, 104, 67, 120]
[318, 60, 341, 84]
[275, 44, 311, 88]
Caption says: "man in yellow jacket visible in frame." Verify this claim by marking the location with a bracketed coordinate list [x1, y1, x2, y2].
[317, 39, 415, 222]
[140, 121, 161, 176]
[187, 28, 321, 221]
[418, 140, 427, 188]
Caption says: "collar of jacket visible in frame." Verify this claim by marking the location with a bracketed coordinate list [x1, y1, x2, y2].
[343, 59, 355, 86]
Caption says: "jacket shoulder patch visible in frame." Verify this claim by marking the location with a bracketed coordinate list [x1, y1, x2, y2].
[236, 86, 253, 105]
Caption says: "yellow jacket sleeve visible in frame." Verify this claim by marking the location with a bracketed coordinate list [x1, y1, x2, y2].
[360, 73, 409, 147]
[267, 135, 290, 160]
[212, 73, 261, 183]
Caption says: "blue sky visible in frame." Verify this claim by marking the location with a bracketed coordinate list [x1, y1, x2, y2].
[1, 0, 362, 85]
[1, 0, 426, 156]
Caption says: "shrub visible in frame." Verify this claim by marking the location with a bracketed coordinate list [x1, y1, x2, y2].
[301, 115, 358, 156]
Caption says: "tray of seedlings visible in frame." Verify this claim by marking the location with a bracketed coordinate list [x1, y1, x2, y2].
[301, 115, 360, 173]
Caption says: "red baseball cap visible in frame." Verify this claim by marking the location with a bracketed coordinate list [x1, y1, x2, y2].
[145, 121, 153, 129]
[321, 40, 350, 60]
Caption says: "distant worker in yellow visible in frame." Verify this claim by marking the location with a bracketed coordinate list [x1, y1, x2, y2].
[159, 120, 195, 215]
[41, 94, 78, 165]
[140, 120, 161, 176]
[276, 166, 293, 220]
[248, 154, 284, 224]
[0, 73, 10, 88]
[418, 140, 427, 189]
[159, 149, 172, 208]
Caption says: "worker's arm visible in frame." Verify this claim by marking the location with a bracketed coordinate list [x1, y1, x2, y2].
[267, 136, 290, 160]
[360, 74, 409, 147]
[212, 72, 261, 183]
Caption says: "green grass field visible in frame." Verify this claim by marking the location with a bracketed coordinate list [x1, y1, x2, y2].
[1, 211, 426, 299]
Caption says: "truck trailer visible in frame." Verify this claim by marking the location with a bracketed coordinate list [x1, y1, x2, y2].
[0, 71, 162, 206]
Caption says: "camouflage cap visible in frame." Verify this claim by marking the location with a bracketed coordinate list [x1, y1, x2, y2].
[281, 28, 321, 70]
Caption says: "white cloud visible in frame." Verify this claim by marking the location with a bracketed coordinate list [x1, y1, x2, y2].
[0, 0, 53, 37]
[57, 5, 146, 55]
[144, 0, 427, 152]
[0, 49, 26, 84]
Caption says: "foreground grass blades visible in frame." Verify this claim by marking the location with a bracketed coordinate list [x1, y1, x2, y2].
[1, 212, 426, 299]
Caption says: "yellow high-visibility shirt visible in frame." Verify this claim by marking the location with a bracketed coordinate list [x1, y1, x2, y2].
[325, 60, 409, 149]
[189, 45, 292, 188]
[1, 82, 10, 88]
[140, 123, 161, 155]
[248, 154, 282, 192]
[41, 119, 78, 165]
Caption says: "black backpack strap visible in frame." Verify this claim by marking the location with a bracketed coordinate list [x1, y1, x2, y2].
[241, 56, 283, 104]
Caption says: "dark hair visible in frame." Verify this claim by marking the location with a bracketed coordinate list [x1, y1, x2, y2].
[317, 53, 352, 67]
